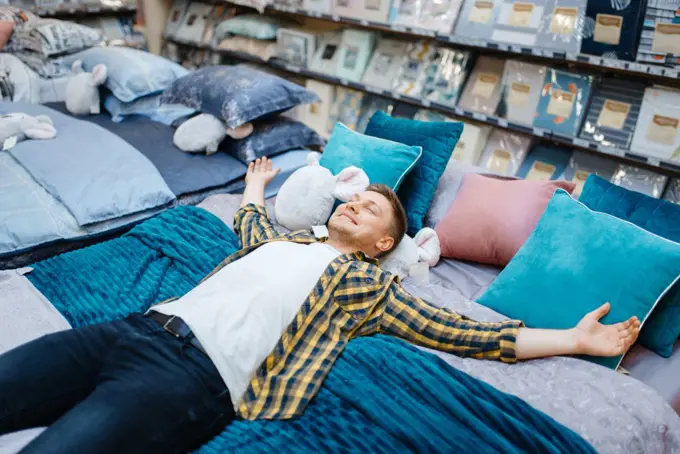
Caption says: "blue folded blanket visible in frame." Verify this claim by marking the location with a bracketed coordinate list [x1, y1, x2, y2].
[27, 206, 594, 453]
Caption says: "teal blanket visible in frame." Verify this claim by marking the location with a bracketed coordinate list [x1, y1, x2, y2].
[28, 206, 594, 453]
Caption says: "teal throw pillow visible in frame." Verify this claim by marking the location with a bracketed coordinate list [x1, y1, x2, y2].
[477, 190, 680, 370]
[579, 174, 680, 357]
[364, 111, 463, 235]
[319, 122, 422, 193]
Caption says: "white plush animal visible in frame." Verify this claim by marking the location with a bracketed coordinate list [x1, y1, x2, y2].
[173, 113, 253, 155]
[380, 228, 441, 280]
[0, 113, 56, 147]
[275, 152, 369, 231]
[65, 60, 107, 115]
[275, 151, 441, 278]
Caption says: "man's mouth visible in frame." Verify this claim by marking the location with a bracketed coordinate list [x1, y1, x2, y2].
[340, 212, 358, 225]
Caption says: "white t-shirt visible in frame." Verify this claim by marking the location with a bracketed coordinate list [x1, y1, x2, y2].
[153, 241, 340, 409]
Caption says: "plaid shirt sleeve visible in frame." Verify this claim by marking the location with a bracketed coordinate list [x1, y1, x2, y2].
[233, 203, 279, 249]
[373, 280, 524, 363]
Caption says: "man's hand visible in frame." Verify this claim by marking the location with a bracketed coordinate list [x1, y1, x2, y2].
[245, 157, 280, 187]
[241, 157, 280, 207]
[573, 302, 640, 357]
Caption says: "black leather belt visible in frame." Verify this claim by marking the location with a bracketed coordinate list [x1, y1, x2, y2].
[147, 311, 207, 355]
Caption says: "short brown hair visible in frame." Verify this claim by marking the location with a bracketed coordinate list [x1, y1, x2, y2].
[366, 183, 407, 257]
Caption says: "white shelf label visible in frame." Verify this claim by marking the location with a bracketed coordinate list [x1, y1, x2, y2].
[308, 10, 321, 17]
[284, 64, 300, 73]
[365, 85, 380, 94]
[566, 53, 579, 61]
[331, 14, 340, 21]
[360, 19, 368, 26]
[472, 112, 487, 121]
[392, 92, 402, 99]
[421, 99, 431, 107]
[598, 145, 625, 157]
[648, 158, 661, 166]
[454, 107, 464, 116]
[497, 118, 508, 128]
[628, 62, 646, 73]
[340, 78, 349, 85]
[572, 138, 590, 148]
[666, 69, 679, 79]
[533, 127, 546, 137]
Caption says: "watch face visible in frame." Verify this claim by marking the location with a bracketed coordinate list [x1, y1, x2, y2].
[343, 46, 359, 69]
[322, 44, 338, 60]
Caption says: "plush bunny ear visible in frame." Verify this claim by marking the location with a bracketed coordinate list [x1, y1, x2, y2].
[71, 60, 83, 74]
[332, 166, 369, 202]
[306, 151, 321, 166]
[90, 64, 107, 86]
[414, 228, 440, 267]
[34, 114, 53, 126]
[23, 122, 57, 140]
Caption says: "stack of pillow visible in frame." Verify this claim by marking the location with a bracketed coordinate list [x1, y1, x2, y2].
[160, 64, 325, 164]
[213, 14, 294, 62]
[318, 110, 680, 371]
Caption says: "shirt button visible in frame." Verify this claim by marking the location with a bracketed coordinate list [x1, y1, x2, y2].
[364, 278, 372, 284]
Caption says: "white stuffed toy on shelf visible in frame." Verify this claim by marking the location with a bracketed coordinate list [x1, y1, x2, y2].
[173, 113, 254, 155]
[65, 60, 107, 115]
[0, 113, 56, 148]
[274, 151, 441, 280]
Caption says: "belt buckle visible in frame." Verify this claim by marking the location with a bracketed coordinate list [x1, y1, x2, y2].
[163, 316, 180, 338]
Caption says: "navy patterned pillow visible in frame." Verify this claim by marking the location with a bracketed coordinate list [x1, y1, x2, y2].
[160, 65, 319, 129]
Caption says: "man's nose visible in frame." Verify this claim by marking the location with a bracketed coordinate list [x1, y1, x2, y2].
[347, 202, 359, 213]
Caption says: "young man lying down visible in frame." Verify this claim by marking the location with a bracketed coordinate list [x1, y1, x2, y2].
[0, 157, 640, 454]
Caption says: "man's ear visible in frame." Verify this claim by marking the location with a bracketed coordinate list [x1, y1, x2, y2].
[375, 235, 395, 255]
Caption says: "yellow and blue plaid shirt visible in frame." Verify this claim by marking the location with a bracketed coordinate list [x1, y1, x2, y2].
[197, 204, 523, 420]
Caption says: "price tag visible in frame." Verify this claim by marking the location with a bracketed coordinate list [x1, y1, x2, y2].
[532, 127, 546, 137]
[332, 14, 340, 21]
[421, 99, 431, 107]
[565, 52, 579, 61]
[648, 66, 665, 76]
[628, 62, 647, 73]
[360, 19, 368, 26]
[285, 64, 300, 73]
[572, 138, 590, 148]
[340, 78, 349, 86]
[454, 107, 464, 116]
[648, 157, 661, 167]
[602, 58, 624, 69]
[497, 118, 508, 128]
[365, 85, 380, 94]
[308, 10, 321, 17]
[472, 112, 487, 121]
[666, 69, 679, 79]
[392, 24, 407, 32]
[392, 92, 401, 99]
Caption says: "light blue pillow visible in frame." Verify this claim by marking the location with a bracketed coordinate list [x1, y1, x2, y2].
[61, 47, 189, 103]
[477, 190, 680, 370]
[225, 117, 325, 164]
[103, 93, 196, 126]
[161, 65, 318, 129]
[319, 123, 422, 192]
[364, 111, 463, 235]
[214, 15, 288, 41]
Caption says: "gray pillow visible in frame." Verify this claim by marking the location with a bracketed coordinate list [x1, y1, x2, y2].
[11, 19, 103, 58]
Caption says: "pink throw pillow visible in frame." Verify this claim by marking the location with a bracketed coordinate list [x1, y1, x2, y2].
[0, 20, 14, 51]
[435, 174, 576, 266]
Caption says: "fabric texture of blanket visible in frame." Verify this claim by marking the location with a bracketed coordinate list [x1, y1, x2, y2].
[28, 206, 240, 328]
[22, 205, 594, 453]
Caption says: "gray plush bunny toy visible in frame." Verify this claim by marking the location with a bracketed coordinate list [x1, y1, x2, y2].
[0, 113, 56, 148]
[65, 60, 107, 115]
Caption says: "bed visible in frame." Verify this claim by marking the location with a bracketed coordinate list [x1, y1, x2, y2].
[0, 196, 678, 453]
[0, 102, 310, 269]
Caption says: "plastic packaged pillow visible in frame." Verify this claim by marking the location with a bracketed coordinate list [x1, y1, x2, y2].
[392, 41, 436, 98]
[498, 60, 545, 128]
[611, 165, 668, 199]
[327, 86, 365, 132]
[309, 32, 342, 76]
[356, 95, 396, 133]
[517, 145, 572, 181]
[217, 36, 277, 61]
[636, 3, 680, 68]
[364, 111, 463, 234]
[361, 39, 407, 91]
[561, 151, 617, 197]
[161, 65, 319, 129]
[225, 117, 325, 164]
[214, 15, 291, 41]
[478, 189, 680, 370]
[104, 93, 196, 126]
[457, 56, 504, 115]
[61, 47, 189, 103]
[422, 48, 471, 107]
[477, 129, 531, 177]
[532, 69, 594, 138]
[336, 29, 377, 82]
[453, 0, 501, 42]
[450, 120, 492, 165]
[579, 77, 646, 151]
[319, 122, 422, 192]
[665, 179, 680, 205]
[580, 0, 646, 61]
[629, 87, 680, 163]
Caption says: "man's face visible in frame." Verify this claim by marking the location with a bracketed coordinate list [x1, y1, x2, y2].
[327, 190, 395, 257]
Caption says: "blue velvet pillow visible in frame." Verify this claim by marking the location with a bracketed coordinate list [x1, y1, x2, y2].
[364, 111, 463, 235]
[579, 175, 680, 357]
[61, 47, 189, 103]
[161, 66, 319, 129]
[477, 190, 680, 370]
[225, 117, 325, 164]
[319, 122, 422, 192]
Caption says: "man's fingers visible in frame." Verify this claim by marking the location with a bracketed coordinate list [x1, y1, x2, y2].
[591, 302, 611, 321]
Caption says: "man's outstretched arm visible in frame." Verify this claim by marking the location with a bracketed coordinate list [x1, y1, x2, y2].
[370, 282, 640, 362]
[234, 157, 281, 248]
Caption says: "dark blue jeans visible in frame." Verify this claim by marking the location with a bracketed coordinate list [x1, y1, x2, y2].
[0, 313, 235, 454]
